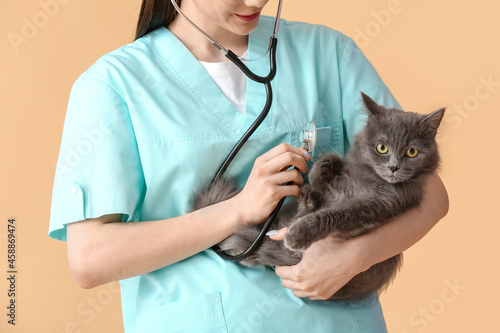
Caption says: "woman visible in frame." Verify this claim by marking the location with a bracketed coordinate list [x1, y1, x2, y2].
[49, 0, 449, 332]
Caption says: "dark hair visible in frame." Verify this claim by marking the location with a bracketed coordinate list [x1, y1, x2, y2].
[135, 0, 181, 40]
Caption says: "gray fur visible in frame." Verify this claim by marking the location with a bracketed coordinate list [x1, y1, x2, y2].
[192, 92, 445, 301]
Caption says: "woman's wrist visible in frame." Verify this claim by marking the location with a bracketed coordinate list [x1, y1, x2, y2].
[214, 195, 248, 232]
[226, 191, 264, 227]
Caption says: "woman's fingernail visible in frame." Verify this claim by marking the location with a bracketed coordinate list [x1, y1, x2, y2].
[304, 151, 313, 160]
[266, 230, 278, 236]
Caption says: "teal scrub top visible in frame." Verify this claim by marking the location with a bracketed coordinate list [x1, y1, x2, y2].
[49, 17, 401, 333]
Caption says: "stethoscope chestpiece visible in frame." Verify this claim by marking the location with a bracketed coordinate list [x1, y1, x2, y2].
[300, 121, 317, 154]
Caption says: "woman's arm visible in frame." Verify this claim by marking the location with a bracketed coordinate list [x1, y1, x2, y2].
[273, 173, 449, 300]
[67, 200, 244, 290]
[67, 144, 310, 289]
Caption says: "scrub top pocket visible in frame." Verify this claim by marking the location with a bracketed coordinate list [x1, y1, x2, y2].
[134, 292, 228, 333]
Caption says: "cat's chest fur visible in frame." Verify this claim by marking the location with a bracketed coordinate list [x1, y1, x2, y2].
[321, 168, 392, 208]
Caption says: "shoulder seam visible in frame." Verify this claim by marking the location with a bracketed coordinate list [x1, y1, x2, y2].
[79, 75, 128, 105]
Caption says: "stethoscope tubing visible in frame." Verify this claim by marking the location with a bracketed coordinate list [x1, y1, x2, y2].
[211, 37, 278, 184]
[211, 38, 282, 261]
[170, 0, 285, 261]
[224, 38, 278, 84]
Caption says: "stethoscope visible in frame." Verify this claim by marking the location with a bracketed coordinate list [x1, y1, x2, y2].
[171, 0, 317, 260]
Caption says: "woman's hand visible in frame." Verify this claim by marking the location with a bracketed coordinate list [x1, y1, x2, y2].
[270, 228, 365, 300]
[232, 144, 312, 225]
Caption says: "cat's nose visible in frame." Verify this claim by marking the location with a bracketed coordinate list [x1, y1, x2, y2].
[389, 165, 399, 173]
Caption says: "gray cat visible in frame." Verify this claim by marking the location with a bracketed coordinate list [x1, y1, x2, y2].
[192, 92, 445, 301]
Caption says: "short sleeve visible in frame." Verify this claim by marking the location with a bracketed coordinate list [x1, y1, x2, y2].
[338, 37, 401, 150]
[49, 75, 145, 241]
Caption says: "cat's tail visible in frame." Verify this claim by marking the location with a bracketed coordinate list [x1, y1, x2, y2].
[191, 177, 240, 211]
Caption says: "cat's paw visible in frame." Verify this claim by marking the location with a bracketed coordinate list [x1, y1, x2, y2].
[298, 185, 323, 212]
[284, 215, 321, 251]
[309, 153, 343, 187]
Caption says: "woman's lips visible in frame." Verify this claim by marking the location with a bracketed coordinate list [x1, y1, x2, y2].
[235, 12, 261, 22]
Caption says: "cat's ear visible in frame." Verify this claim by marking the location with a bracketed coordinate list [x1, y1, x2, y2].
[420, 107, 446, 134]
[360, 92, 383, 117]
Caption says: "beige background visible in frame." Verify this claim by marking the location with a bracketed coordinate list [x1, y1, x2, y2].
[1, 0, 499, 332]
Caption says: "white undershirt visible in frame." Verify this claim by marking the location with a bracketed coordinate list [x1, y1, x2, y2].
[199, 50, 248, 115]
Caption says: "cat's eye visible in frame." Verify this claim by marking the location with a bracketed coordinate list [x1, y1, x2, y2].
[376, 144, 389, 154]
[405, 148, 418, 158]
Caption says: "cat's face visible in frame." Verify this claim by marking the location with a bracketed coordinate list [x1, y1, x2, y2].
[358, 93, 445, 184]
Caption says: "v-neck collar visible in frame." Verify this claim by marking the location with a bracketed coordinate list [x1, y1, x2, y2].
[148, 17, 275, 140]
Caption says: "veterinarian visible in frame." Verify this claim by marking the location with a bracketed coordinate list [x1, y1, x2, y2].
[49, 0, 449, 332]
